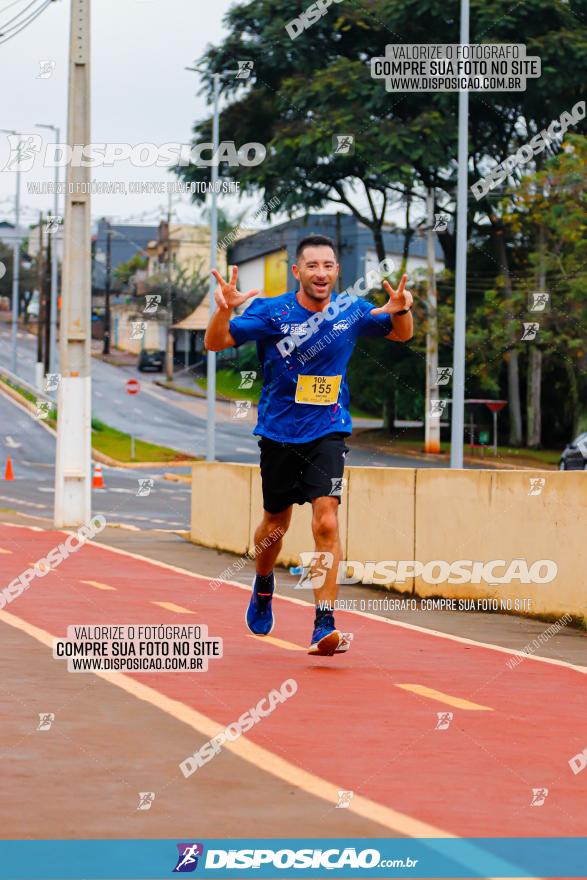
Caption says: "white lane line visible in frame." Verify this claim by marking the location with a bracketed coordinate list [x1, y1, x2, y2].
[0, 496, 47, 510]
[74, 534, 587, 677]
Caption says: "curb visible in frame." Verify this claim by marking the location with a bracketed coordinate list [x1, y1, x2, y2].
[350, 435, 556, 471]
[163, 472, 192, 483]
[0, 381, 196, 471]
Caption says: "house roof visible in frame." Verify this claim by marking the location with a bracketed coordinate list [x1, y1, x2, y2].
[172, 295, 210, 330]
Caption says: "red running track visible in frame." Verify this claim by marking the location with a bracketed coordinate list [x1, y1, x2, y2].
[1, 522, 586, 840]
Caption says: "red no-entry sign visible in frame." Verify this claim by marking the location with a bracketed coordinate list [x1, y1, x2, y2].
[126, 379, 141, 395]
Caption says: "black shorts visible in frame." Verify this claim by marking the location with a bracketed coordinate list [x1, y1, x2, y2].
[258, 432, 350, 514]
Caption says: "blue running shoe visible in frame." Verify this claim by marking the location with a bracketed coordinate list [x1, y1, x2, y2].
[308, 613, 349, 656]
[246, 575, 275, 636]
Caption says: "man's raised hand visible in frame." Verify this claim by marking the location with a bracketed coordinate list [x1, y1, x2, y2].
[211, 266, 259, 311]
[370, 273, 414, 316]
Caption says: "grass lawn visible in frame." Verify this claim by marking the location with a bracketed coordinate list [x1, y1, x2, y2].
[353, 430, 562, 467]
[1, 378, 192, 463]
[91, 419, 195, 463]
[196, 368, 264, 402]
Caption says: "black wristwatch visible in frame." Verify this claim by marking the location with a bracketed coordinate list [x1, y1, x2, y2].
[395, 306, 412, 316]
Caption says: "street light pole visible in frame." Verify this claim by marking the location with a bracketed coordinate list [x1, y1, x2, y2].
[54, 0, 92, 527]
[186, 65, 243, 461]
[424, 189, 440, 454]
[165, 190, 174, 381]
[206, 73, 220, 462]
[449, 0, 470, 469]
[36, 123, 61, 374]
[103, 219, 112, 355]
[0, 129, 22, 375]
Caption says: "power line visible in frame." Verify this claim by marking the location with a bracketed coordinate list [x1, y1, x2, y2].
[0, 0, 28, 16]
[0, 0, 37, 29]
[0, 0, 53, 44]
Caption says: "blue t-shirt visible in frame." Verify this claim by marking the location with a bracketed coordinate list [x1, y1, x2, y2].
[229, 289, 392, 443]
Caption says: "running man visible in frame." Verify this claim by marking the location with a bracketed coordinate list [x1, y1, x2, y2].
[205, 234, 413, 655]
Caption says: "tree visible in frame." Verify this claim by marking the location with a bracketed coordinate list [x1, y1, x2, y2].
[145, 262, 208, 325]
[114, 253, 148, 289]
[0, 241, 39, 323]
[176, 0, 587, 441]
[502, 134, 587, 438]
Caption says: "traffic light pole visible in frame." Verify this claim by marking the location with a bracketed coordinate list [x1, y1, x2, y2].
[54, 0, 92, 527]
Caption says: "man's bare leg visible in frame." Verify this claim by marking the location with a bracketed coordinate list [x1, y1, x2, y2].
[246, 507, 292, 637]
[308, 496, 347, 655]
[310, 496, 342, 608]
[254, 507, 292, 575]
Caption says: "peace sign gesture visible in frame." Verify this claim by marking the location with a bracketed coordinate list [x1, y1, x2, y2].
[370, 273, 413, 316]
[211, 266, 259, 311]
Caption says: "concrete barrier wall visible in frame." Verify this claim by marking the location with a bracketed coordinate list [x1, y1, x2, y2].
[414, 470, 587, 618]
[191, 462, 587, 621]
[191, 463, 252, 556]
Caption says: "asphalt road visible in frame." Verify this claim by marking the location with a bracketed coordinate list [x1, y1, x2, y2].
[0, 391, 191, 530]
[0, 323, 446, 468]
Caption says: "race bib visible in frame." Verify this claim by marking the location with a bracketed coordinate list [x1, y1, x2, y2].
[295, 375, 342, 406]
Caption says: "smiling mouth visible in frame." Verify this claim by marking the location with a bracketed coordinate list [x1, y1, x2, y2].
[313, 281, 328, 293]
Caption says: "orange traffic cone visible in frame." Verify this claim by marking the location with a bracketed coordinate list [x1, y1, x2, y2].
[4, 456, 14, 481]
[92, 463, 105, 489]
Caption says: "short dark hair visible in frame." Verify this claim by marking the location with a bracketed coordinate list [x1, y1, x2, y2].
[296, 234, 338, 261]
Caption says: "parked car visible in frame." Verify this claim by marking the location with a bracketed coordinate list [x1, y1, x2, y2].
[138, 348, 165, 372]
[559, 432, 587, 470]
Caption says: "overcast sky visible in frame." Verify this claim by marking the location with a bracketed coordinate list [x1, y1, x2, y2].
[0, 0, 264, 230]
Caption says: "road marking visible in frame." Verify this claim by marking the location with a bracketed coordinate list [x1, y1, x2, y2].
[2, 520, 586, 678]
[152, 601, 195, 614]
[0, 547, 12, 554]
[0, 607, 450, 836]
[78, 538, 587, 677]
[5, 436, 21, 449]
[0, 607, 538, 878]
[247, 634, 305, 652]
[0, 496, 47, 510]
[396, 684, 493, 711]
[80, 580, 117, 592]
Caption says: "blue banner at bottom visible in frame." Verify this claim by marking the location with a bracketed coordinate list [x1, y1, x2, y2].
[0, 838, 585, 879]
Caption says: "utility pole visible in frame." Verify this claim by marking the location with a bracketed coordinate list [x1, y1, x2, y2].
[44, 224, 52, 374]
[103, 219, 112, 355]
[449, 0, 470, 468]
[165, 191, 174, 380]
[36, 123, 61, 374]
[54, 0, 92, 528]
[206, 72, 220, 462]
[424, 190, 440, 453]
[36, 213, 45, 388]
[0, 129, 22, 374]
[185, 66, 225, 461]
